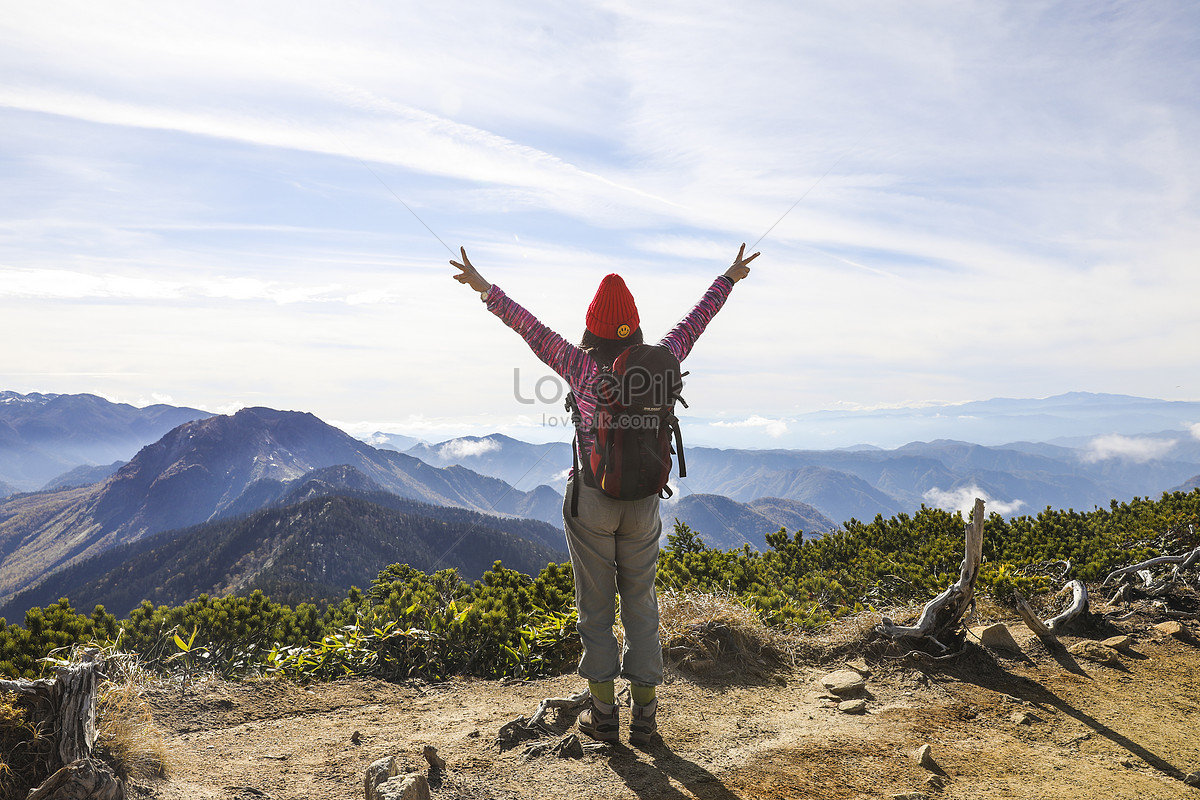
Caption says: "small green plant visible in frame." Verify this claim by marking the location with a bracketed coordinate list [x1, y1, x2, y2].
[165, 625, 211, 697]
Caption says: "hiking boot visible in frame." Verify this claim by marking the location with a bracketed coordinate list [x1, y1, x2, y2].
[629, 697, 658, 746]
[578, 697, 619, 743]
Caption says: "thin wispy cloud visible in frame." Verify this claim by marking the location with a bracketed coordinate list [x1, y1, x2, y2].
[709, 416, 790, 439]
[1083, 434, 1177, 464]
[439, 438, 502, 459]
[0, 267, 366, 305]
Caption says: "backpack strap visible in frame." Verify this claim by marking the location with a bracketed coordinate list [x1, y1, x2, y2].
[673, 415, 687, 479]
[565, 391, 582, 517]
[570, 432, 582, 517]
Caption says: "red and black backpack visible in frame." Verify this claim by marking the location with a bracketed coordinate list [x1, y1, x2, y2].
[566, 344, 688, 516]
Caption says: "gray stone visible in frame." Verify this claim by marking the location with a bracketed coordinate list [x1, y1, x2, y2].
[845, 658, 871, 676]
[1101, 634, 1133, 650]
[838, 698, 867, 714]
[422, 745, 445, 771]
[820, 669, 866, 696]
[365, 756, 399, 800]
[913, 743, 939, 771]
[1184, 771, 1200, 787]
[969, 623, 1021, 651]
[376, 773, 431, 800]
[1155, 621, 1193, 641]
[1010, 710, 1041, 725]
[1067, 640, 1121, 666]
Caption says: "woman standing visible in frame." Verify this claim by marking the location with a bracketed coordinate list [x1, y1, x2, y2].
[451, 244, 756, 745]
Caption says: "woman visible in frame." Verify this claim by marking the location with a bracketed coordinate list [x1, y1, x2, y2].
[451, 244, 756, 745]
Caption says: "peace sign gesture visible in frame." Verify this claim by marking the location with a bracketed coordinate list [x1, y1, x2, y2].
[723, 243, 759, 283]
[450, 247, 491, 294]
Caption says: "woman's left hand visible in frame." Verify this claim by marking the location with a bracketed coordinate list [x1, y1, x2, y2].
[451, 247, 492, 294]
[723, 243, 759, 283]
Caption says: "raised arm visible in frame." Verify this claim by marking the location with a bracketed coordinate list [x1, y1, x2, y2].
[660, 243, 758, 362]
[450, 246, 589, 382]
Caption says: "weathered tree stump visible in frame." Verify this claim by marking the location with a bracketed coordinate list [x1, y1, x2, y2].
[0, 649, 125, 799]
[877, 498, 986, 654]
[27, 757, 125, 800]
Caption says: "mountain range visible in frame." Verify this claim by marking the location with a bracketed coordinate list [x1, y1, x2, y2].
[390, 429, 1200, 529]
[1, 390, 1199, 620]
[0, 404, 565, 608]
[686, 391, 1200, 450]
[0, 480, 567, 619]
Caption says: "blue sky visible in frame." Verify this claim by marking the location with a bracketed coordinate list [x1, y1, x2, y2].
[2, 1, 1198, 448]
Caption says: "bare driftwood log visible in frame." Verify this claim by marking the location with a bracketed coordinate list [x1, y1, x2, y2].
[1100, 546, 1200, 588]
[877, 498, 985, 654]
[1014, 579, 1089, 638]
[0, 649, 125, 799]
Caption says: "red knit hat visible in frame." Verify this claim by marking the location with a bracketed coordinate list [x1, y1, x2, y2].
[586, 274, 640, 339]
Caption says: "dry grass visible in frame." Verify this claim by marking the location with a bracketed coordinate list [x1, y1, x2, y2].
[657, 590, 795, 680]
[95, 654, 170, 783]
[0, 693, 51, 800]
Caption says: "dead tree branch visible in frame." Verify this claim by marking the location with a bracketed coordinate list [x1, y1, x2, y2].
[529, 691, 589, 727]
[1101, 546, 1200, 588]
[1014, 580, 1089, 638]
[877, 498, 986, 654]
[497, 691, 589, 750]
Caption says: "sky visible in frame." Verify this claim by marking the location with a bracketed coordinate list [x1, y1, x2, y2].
[2, 1, 1199, 450]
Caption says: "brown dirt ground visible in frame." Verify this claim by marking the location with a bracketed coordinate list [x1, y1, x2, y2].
[125, 611, 1200, 800]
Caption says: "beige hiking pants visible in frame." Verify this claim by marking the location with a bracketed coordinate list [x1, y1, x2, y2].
[562, 477, 664, 687]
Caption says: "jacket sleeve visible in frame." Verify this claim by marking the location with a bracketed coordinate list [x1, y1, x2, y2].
[484, 284, 592, 382]
[658, 276, 735, 362]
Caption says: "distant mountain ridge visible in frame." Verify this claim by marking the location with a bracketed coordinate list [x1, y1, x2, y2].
[687, 391, 1200, 450]
[0, 391, 210, 491]
[398, 429, 1200, 531]
[403, 434, 572, 493]
[661, 495, 835, 550]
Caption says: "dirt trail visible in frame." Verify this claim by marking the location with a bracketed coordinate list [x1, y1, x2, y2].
[130, 618, 1200, 800]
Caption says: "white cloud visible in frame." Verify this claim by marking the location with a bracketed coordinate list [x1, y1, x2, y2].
[1082, 434, 1177, 463]
[923, 486, 1025, 518]
[0, 267, 376, 306]
[439, 438, 502, 459]
[133, 392, 176, 407]
[709, 416, 789, 439]
[211, 401, 246, 416]
[1189, 423, 1200, 442]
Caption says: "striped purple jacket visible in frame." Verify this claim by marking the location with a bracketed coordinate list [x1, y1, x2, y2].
[485, 276, 734, 468]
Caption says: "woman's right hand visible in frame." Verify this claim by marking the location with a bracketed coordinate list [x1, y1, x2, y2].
[451, 247, 491, 294]
[723, 242, 759, 283]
